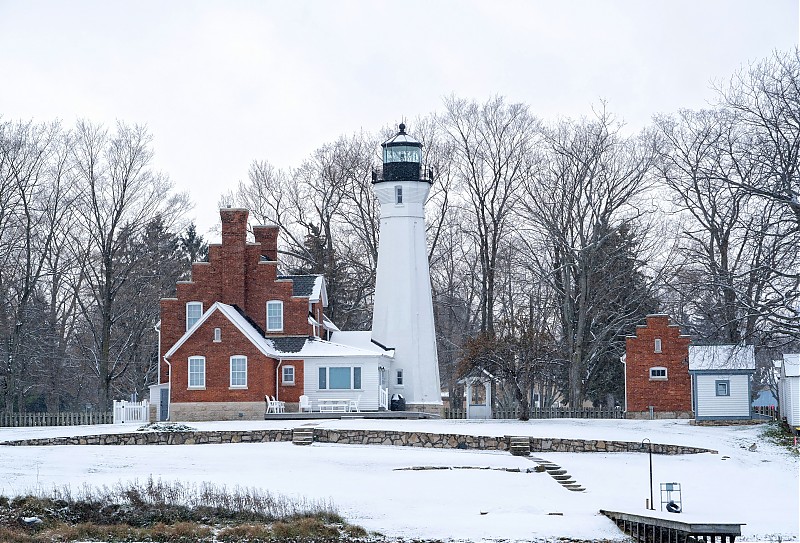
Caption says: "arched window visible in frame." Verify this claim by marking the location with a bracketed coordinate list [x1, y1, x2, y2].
[267, 300, 283, 331]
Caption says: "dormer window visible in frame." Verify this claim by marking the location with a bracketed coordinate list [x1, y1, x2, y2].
[186, 302, 202, 331]
[395, 185, 403, 204]
[267, 300, 283, 331]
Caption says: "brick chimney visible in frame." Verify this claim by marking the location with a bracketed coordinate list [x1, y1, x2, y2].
[253, 224, 279, 261]
[219, 208, 248, 307]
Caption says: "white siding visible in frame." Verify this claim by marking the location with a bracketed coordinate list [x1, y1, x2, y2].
[695, 373, 750, 418]
[303, 357, 383, 411]
[780, 376, 800, 427]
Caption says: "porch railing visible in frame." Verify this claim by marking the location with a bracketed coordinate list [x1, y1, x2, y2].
[379, 387, 389, 410]
[113, 400, 150, 424]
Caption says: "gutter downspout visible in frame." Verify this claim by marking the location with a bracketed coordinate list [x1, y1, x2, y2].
[275, 359, 284, 402]
[620, 354, 627, 413]
[163, 355, 172, 421]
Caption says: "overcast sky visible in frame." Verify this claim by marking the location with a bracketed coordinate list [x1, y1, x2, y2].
[1, 0, 797, 237]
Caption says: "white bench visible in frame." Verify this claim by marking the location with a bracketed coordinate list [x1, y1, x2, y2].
[318, 399, 350, 412]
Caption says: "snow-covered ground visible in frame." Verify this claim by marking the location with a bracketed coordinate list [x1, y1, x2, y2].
[0, 418, 797, 541]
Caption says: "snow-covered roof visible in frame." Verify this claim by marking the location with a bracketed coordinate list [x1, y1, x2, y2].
[329, 331, 393, 355]
[688, 344, 755, 371]
[322, 315, 340, 332]
[276, 275, 327, 305]
[295, 336, 391, 358]
[164, 302, 281, 359]
[164, 303, 387, 361]
[783, 354, 800, 377]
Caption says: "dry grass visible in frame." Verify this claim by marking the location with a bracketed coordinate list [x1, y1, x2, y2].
[0, 478, 371, 541]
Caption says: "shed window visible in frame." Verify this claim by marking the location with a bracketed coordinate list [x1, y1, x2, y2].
[649, 367, 668, 380]
[715, 380, 730, 396]
[654, 338, 662, 353]
[186, 302, 202, 331]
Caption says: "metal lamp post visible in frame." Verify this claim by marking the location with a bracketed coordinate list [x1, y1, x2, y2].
[642, 438, 654, 510]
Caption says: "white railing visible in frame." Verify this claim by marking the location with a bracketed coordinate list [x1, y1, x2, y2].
[113, 400, 150, 424]
[379, 387, 389, 410]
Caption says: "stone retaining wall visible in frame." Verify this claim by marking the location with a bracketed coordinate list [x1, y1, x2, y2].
[0, 429, 716, 454]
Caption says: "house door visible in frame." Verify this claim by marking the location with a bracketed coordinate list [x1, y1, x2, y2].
[159, 388, 169, 421]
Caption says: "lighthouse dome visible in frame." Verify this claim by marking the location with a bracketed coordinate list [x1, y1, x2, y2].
[379, 123, 428, 183]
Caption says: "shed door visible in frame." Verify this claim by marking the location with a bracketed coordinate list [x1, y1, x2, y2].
[159, 388, 169, 421]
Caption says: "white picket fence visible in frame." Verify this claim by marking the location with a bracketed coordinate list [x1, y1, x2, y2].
[113, 400, 150, 424]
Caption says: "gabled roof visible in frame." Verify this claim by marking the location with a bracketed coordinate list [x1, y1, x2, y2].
[163, 302, 388, 361]
[783, 354, 800, 377]
[164, 302, 281, 359]
[688, 344, 756, 371]
[329, 331, 394, 355]
[277, 275, 327, 306]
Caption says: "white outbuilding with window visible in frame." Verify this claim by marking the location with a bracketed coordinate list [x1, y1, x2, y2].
[689, 344, 755, 421]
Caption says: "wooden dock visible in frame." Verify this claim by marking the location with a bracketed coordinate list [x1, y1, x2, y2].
[601, 510, 744, 543]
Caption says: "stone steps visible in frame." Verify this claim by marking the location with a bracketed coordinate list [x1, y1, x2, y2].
[525, 457, 586, 492]
[292, 428, 314, 446]
[508, 436, 531, 456]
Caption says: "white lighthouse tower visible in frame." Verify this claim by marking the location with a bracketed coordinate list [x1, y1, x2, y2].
[371, 123, 442, 412]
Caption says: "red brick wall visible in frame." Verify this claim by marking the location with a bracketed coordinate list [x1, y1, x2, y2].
[625, 315, 692, 413]
[277, 359, 304, 403]
[159, 209, 316, 393]
[169, 311, 277, 403]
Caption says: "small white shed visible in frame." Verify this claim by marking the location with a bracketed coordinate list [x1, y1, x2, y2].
[459, 369, 495, 419]
[689, 345, 755, 421]
[778, 354, 800, 430]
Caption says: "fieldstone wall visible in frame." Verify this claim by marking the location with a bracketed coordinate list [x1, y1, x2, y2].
[0, 429, 716, 454]
[0, 429, 293, 447]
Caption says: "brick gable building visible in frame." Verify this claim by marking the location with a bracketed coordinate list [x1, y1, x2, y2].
[624, 314, 692, 419]
[151, 208, 391, 421]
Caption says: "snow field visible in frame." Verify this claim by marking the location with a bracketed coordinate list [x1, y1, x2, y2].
[0, 418, 796, 541]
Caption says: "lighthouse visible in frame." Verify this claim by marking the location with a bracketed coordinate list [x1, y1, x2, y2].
[371, 123, 442, 412]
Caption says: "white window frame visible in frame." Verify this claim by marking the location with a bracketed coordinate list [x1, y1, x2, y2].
[186, 302, 203, 331]
[213, 328, 221, 342]
[395, 185, 403, 204]
[282, 365, 295, 385]
[654, 338, 662, 353]
[188, 356, 205, 389]
[267, 300, 284, 332]
[230, 355, 247, 388]
[317, 366, 362, 390]
[396, 369, 404, 386]
[649, 367, 668, 380]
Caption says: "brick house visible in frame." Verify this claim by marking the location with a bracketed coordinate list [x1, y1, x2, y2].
[623, 314, 693, 419]
[150, 208, 392, 421]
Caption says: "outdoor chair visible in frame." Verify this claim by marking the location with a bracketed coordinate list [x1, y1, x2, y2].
[299, 395, 312, 412]
[348, 395, 361, 413]
[266, 395, 285, 414]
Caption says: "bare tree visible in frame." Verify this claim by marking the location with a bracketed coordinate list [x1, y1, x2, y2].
[522, 108, 660, 408]
[72, 121, 188, 409]
[440, 96, 537, 335]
